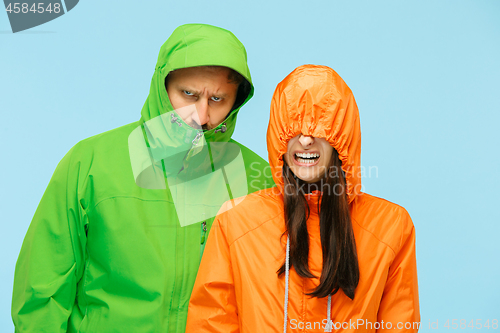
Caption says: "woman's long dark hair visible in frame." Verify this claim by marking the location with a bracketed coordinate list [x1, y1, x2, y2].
[277, 149, 359, 300]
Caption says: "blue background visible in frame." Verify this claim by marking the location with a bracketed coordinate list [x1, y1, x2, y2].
[1, 0, 499, 331]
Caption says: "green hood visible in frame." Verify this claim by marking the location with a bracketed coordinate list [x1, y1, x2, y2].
[128, 24, 260, 226]
[140, 23, 253, 143]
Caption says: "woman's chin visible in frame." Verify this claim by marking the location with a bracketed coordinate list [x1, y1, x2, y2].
[295, 172, 321, 184]
[293, 166, 326, 183]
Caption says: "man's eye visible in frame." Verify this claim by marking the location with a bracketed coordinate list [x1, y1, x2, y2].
[211, 96, 221, 102]
[183, 90, 194, 96]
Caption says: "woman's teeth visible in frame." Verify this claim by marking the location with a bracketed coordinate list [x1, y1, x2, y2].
[295, 152, 320, 164]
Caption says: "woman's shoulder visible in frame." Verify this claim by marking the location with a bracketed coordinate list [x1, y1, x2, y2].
[213, 187, 284, 245]
[351, 192, 414, 254]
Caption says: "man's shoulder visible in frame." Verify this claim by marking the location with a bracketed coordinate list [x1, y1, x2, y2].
[54, 120, 142, 176]
[74, 121, 141, 152]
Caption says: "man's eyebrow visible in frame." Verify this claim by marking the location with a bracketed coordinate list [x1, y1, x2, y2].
[177, 85, 201, 95]
[214, 92, 228, 99]
[177, 85, 228, 99]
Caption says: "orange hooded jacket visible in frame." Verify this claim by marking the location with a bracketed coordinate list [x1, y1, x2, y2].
[186, 65, 420, 332]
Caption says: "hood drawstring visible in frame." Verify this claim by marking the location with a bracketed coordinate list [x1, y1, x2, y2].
[170, 113, 182, 127]
[191, 131, 203, 146]
[326, 294, 332, 332]
[283, 236, 333, 333]
[283, 236, 291, 333]
[214, 123, 227, 134]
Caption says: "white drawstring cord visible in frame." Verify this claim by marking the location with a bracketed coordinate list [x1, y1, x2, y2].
[283, 235, 290, 333]
[325, 294, 332, 332]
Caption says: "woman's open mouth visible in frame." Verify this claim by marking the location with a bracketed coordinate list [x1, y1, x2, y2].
[293, 152, 320, 166]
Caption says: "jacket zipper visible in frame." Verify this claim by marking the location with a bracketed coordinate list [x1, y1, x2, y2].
[199, 221, 207, 263]
[197, 122, 224, 261]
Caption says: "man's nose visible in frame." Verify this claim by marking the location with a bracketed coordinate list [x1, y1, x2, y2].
[193, 100, 210, 126]
[298, 135, 314, 148]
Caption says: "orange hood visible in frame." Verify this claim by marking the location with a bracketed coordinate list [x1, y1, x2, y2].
[267, 65, 361, 202]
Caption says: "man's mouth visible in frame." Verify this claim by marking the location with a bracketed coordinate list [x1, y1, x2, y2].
[294, 152, 320, 166]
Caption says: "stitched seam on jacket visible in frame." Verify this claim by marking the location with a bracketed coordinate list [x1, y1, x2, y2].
[227, 209, 284, 248]
[351, 216, 397, 256]
[87, 196, 176, 216]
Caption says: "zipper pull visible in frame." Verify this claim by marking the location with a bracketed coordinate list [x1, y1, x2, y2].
[200, 221, 207, 244]
[214, 123, 227, 134]
[192, 131, 203, 146]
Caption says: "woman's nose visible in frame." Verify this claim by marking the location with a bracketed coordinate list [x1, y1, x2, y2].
[298, 135, 314, 148]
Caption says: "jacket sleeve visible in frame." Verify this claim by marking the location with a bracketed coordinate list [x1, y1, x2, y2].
[186, 205, 239, 333]
[377, 210, 420, 332]
[12, 147, 85, 332]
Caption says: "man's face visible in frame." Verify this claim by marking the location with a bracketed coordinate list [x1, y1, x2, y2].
[284, 134, 334, 183]
[166, 66, 239, 131]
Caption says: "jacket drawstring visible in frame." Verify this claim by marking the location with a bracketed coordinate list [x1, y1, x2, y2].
[214, 122, 227, 133]
[326, 294, 332, 332]
[283, 236, 290, 333]
[283, 236, 333, 333]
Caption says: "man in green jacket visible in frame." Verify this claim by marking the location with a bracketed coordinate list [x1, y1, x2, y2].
[12, 24, 274, 332]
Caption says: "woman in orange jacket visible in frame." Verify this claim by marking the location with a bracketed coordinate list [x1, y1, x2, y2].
[186, 65, 420, 332]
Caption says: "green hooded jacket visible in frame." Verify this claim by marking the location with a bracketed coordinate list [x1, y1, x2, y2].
[12, 24, 274, 332]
